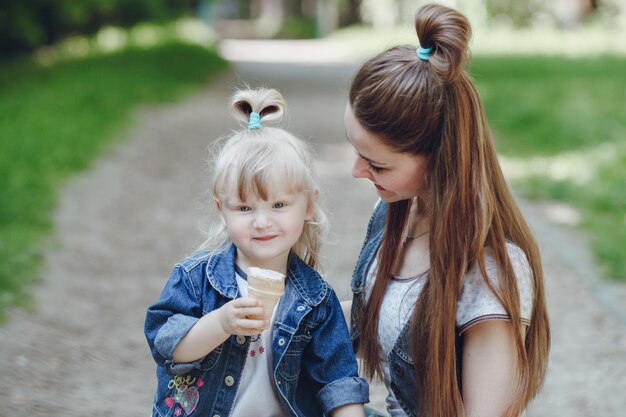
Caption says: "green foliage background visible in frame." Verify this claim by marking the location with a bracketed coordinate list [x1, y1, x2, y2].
[472, 56, 626, 280]
[0, 0, 196, 57]
[0, 42, 227, 318]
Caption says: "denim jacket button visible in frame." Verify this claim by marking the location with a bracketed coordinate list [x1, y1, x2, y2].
[297, 305, 305, 312]
[224, 375, 235, 387]
[236, 335, 246, 345]
[212, 415, 220, 417]
[393, 363, 403, 377]
[278, 338, 286, 346]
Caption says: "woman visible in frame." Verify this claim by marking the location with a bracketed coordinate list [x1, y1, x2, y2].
[343, 4, 550, 417]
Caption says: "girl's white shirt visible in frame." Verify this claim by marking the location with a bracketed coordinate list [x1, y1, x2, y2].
[231, 273, 287, 417]
[365, 242, 534, 417]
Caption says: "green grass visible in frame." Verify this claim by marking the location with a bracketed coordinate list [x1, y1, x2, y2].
[0, 42, 228, 319]
[471, 56, 626, 280]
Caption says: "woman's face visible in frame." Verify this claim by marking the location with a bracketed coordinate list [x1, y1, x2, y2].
[344, 104, 429, 203]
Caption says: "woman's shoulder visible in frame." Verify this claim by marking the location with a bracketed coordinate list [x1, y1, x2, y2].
[466, 242, 532, 285]
[457, 242, 534, 332]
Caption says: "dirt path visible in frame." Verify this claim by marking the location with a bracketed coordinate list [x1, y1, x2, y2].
[1, 41, 625, 416]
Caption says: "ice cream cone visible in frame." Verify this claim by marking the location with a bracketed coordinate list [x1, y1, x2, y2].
[247, 267, 285, 321]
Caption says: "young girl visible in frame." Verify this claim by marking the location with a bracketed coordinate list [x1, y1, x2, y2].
[343, 4, 550, 417]
[145, 88, 368, 417]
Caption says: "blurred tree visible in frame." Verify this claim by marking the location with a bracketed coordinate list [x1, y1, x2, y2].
[0, 0, 197, 59]
[484, 0, 541, 27]
[340, 0, 361, 26]
[206, 0, 326, 38]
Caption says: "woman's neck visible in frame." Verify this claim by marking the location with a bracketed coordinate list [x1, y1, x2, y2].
[395, 197, 431, 278]
[406, 196, 430, 237]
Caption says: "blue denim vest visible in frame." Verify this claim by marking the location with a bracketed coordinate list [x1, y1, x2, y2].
[350, 202, 462, 417]
[145, 245, 369, 417]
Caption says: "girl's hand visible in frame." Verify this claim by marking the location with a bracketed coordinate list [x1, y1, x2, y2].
[218, 298, 268, 335]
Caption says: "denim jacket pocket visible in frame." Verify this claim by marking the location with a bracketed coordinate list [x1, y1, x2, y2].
[278, 333, 312, 381]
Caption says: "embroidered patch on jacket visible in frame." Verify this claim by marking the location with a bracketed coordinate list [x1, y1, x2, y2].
[165, 375, 203, 416]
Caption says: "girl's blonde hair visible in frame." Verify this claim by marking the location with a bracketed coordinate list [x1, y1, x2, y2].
[198, 88, 327, 269]
[350, 4, 550, 417]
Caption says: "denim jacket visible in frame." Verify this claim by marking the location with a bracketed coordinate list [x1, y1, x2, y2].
[145, 244, 368, 417]
[350, 202, 462, 417]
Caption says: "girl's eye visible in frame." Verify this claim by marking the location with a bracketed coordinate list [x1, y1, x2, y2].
[238, 206, 252, 212]
[273, 202, 285, 209]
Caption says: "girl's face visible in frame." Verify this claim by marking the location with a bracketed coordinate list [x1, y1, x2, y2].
[216, 189, 313, 272]
[344, 104, 429, 203]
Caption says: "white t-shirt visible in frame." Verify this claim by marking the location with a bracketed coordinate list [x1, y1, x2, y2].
[365, 243, 534, 417]
[231, 273, 287, 417]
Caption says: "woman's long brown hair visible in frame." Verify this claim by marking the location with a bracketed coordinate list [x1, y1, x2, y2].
[350, 4, 550, 417]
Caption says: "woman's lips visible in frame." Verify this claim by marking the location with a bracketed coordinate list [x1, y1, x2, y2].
[374, 184, 386, 191]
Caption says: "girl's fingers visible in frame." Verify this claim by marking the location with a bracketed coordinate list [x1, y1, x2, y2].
[243, 318, 268, 330]
[232, 317, 267, 332]
[235, 297, 261, 308]
[239, 306, 265, 318]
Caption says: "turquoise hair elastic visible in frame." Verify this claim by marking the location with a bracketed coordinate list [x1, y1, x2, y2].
[416, 45, 433, 61]
[248, 111, 263, 130]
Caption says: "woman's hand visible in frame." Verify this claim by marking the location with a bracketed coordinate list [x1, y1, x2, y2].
[218, 297, 268, 335]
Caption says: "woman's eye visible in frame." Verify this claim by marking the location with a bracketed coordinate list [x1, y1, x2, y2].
[238, 206, 252, 212]
[273, 202, 285, 209]
[369, 163, 384, 173]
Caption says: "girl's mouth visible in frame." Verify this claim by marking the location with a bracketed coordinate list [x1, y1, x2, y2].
[374, 184, 386, 191]
[254, 235, 277, 241]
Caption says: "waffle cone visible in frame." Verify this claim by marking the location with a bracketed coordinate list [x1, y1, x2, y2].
[247, 267, 285, 321]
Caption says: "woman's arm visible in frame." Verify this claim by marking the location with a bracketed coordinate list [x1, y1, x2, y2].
[462, 320, 526, 417]
[173, 298, 266, 363]
[331, 403, 366, 417]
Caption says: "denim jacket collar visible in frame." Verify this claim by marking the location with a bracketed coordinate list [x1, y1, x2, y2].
[205, 245, 239, 299]
[351, 200, 386, 295]
[206, 244, 325, 306]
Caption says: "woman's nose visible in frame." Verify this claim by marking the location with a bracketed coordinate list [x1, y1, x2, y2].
[351, 156, 371, 180]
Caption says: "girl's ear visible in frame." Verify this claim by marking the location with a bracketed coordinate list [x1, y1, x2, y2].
[306, 187, 319, 220]
[214, 198, 226, 225]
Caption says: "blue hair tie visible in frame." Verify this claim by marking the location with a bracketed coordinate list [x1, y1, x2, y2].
[416, 45, 433, 61]
[248, 112, 263, 130]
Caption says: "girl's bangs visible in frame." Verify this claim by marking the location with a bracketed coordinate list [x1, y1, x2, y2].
[221, 143, 310, 202]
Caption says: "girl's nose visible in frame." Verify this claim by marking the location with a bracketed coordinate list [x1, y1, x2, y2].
[351, 155, 372, 180]
[253, 212, 271, 229]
